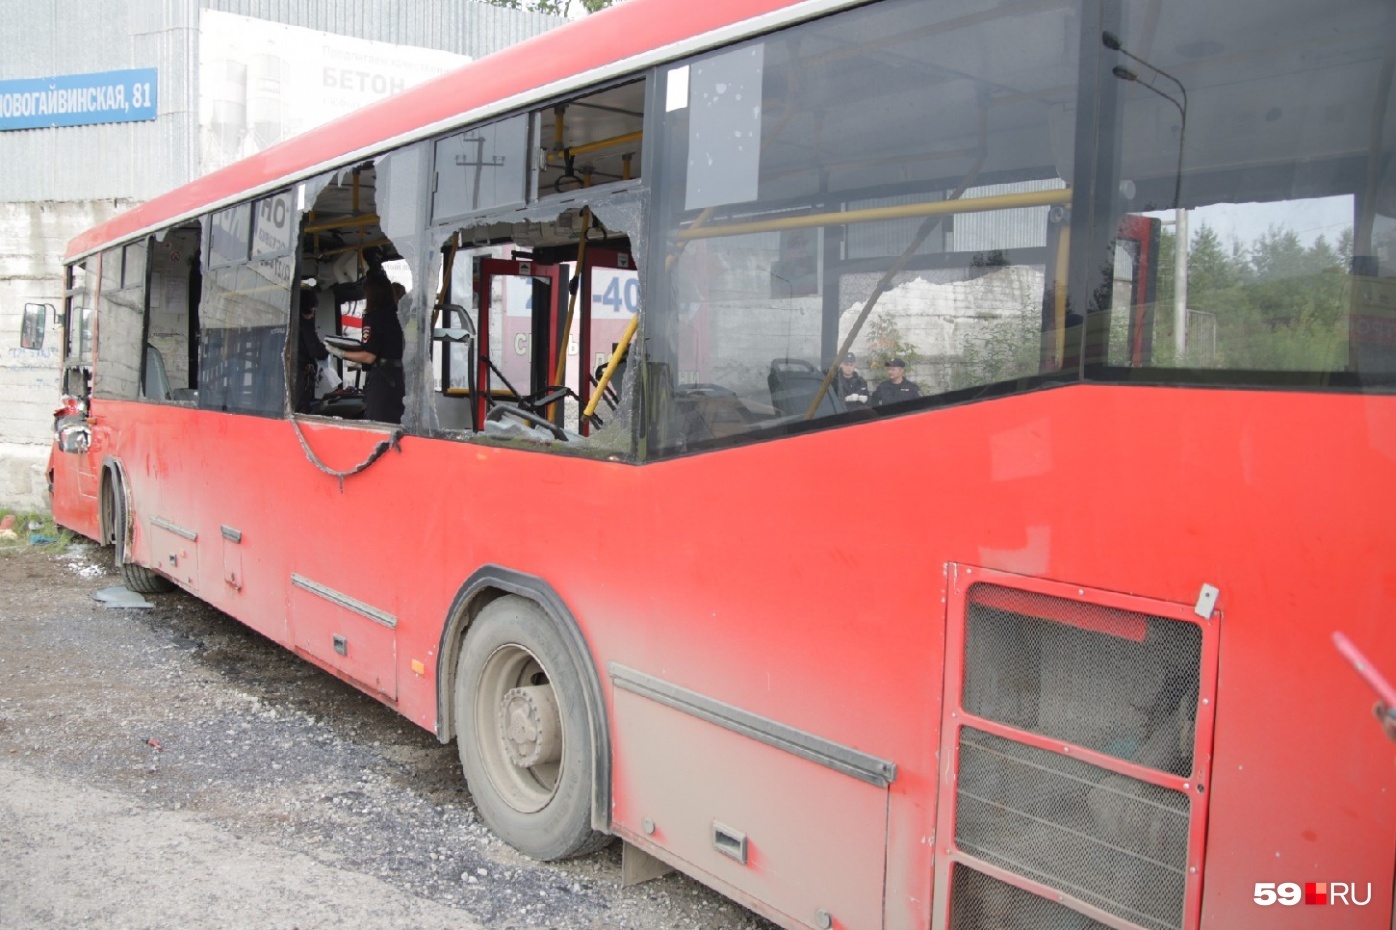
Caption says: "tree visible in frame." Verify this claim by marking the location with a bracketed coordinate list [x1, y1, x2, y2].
[867, 312, 925, 377]
[1149, 218, 1353, 370]
[481, 0, 617, 15]
[1188, 224, 1236, 293]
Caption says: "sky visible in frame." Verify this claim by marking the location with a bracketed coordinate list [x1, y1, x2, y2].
[1146, 195, 1354, 252]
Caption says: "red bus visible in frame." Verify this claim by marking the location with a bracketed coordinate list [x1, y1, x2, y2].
[48, 0, 1395, 927]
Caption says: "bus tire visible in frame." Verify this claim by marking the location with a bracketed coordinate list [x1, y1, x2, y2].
[111, 476, 174, 595]
[454, 595, 609, 861]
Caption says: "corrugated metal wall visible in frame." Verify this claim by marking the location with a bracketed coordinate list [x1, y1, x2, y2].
[0, 0, 566, 203]
[203, 0, 564, 60]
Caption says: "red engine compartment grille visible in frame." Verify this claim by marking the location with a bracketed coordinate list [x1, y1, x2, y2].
[935, 569, 1219, 930]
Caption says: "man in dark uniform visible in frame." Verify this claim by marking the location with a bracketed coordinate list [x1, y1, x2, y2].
[833, 351, 869, 408]
[294, 288, 328, 414]
[871, 357, 921, 407]
[324, 266, 405, 423]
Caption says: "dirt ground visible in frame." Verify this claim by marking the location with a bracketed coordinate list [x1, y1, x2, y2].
[0, 540, 776, 930]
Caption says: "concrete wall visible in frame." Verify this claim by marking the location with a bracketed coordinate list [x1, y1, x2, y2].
[0, 200, 138, 510]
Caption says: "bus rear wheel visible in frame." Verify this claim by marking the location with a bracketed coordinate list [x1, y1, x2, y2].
[454, 595, 608, 861]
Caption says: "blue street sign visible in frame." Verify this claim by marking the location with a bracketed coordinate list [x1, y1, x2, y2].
[0, 68, 158, 131]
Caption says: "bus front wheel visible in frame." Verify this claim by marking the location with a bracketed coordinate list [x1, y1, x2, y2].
[454, 595, 608, 861]
[110, 473, 174, 595]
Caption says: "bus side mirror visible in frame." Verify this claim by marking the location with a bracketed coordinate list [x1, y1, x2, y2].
[21, 303, 53, 350]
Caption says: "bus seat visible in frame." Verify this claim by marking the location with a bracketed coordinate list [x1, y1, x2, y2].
[143, 344, 172, 401]
[768, 357, 844, 418]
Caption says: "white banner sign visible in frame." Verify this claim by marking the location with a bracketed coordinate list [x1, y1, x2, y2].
[199, 11, 470, 173]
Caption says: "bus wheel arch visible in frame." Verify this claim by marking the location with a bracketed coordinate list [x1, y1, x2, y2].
[101, 458, 173, 594]
[437, 569, 612, 859]
[99, 460, 121, 547]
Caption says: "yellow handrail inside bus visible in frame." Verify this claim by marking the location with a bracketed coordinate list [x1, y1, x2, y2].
[1053, 225, 1071, 367]
[303, 214, 380, 235]
[802, 114, 999, 418]
[546, 130, 644, 164]
[681, 188, 1070, 243]
[553, 208, 593, 386]
[433, 233, 459, 331]
[584, 313, 637, 419]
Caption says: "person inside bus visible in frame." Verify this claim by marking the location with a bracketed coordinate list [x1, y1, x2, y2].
[295, 287, 328, 414]
[323, 265, 405, 423]
[834, 351, 869, 408]
[871, 357, 921, 407]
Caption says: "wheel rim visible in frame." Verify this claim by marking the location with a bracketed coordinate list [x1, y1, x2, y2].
[474, 643, 564, 814]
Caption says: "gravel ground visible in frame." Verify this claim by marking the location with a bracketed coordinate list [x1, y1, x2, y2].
[0, 540, 776, 930]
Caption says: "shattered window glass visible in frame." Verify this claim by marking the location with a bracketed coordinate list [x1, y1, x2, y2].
[377, 142, 431, 430]
[425, 191, 645, 461]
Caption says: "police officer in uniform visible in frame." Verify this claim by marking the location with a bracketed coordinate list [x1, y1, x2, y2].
[871, 357, 921, 407]
[324, 266, 405, 423]
[833, 351, 869, 408]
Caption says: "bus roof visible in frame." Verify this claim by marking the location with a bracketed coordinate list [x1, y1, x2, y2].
[65, 0, 821, 262]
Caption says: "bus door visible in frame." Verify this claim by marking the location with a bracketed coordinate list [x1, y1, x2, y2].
[474, 258, 563, 429]
[573, 248, 638, 436]
[1040, 211, 1162, 371]
[1115, 215, 1162, 367]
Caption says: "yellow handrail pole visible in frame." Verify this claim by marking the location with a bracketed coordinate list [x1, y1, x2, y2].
[553, 209, 592, 385]
[584, 313, 638, 419]
[303, 214, 381, 235]
[682, 187, 1070, 243]
[433, 234, 459, 331]
[1053, 226, 1071, 366]
[545, 130, 645, 164]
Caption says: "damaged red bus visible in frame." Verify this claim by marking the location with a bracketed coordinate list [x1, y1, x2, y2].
[48, 0, 1396, 927]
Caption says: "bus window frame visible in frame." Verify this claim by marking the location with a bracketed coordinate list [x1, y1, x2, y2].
[251, 189, 297, 261]
[206, 202, 253, 271]
[93, 244, 149, 403]
[429, 114, 533, 227]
